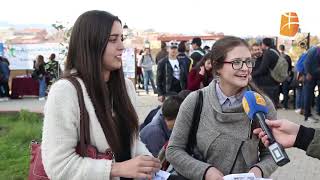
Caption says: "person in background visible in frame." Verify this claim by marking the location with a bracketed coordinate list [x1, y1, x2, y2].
[253, 119, 320, 160]
[187, 53, 213, 91]
[177, 41, 192, 77]
[303, 45, 320, 122]
[45, 53, 62, 85]
[0, 56, 10, 101]
[34, 55, 47, 101]
[251, 38, 280, 108]
[190, 37, 205, 67]
[203, 45, 210, 54]
[41, 10, 160, 180]
[140, 47, 157, 94]
[140, 95, 183, 156]
[136, 49, 144, 89]
[156, 42, 169, 64]
[251, 43, 263, 86]
[157, 40, 188, 102]
[166, 36, 278, 179]
[278, 44, 293, 109]
[294, 43, 308, 115]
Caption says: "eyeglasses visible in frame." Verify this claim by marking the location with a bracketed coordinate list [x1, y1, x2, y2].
[223, 58, 255, 70]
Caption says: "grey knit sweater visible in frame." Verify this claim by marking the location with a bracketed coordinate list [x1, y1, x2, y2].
[166, 80, 278, 180]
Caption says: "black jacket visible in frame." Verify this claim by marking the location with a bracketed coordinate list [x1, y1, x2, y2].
[156, 57, 187, 96]
[251, 48, 279, 86]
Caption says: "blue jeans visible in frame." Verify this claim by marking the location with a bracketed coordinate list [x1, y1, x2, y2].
[143, 70, 156, 93]
[295, 86, 304, 109]
[38, 77, 47, 98]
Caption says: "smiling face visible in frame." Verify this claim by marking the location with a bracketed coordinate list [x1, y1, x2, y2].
[217, 45, 252, 91]
[102, 21, 124, 73]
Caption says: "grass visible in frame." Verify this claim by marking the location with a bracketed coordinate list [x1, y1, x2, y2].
[0, 110, 43, 180]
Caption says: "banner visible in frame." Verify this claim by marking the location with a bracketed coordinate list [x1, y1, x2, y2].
[122, 48, 136, 79]
[3, 43, 65, 70]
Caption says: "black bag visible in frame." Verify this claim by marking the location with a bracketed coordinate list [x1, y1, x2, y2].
[31, 70, 39, 80]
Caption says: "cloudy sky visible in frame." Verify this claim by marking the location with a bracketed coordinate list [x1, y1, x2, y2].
[1, 0, 319, 37]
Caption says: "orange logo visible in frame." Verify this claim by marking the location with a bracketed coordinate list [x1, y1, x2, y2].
[254, 93, 266, 106]
[280, 12, 299, 37]
[242, 98, 250, 114]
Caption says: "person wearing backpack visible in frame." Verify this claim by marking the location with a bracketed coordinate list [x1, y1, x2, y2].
[251, 38, 281, 108]
[279, 45, 293, 109]
[303, 45, 320, 122]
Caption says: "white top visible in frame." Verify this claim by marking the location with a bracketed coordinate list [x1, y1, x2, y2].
[41, 77, 151, 180]
[168, 59, 180, 80]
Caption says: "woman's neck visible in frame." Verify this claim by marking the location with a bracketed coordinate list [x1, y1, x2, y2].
[218, 80, 243, 97]
[104, 71, 110, 82]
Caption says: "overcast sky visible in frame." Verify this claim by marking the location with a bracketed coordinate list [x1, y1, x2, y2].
[1, 0, 319, 37]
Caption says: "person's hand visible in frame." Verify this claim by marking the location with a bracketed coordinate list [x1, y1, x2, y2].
[306, 73, 312, 81]
[111, 155, 160, 179]
[253, 119, 300, 148]
[205, 167, 224, 180]
[199, 66, 205, 76]
[248, 167, 262, 178]
[158, 96, 165, 102]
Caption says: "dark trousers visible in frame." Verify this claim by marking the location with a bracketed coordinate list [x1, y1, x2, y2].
[0, 81, 10, 97]
[281, 80, 290, 109]
[303, 77, 320, 119]
[260, 86, 280, 106]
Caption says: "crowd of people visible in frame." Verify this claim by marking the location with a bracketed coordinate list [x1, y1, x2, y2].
[1, 9, 319, 180]
[0, 53, 61, 101]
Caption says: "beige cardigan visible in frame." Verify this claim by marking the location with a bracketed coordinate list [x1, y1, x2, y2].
[41, 78, 151, 180]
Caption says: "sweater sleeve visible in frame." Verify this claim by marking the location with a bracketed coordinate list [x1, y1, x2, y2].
[41, 80, 111, 180]
[187, 69, 204, 91]
[166, 92, 212, 180]
[306, 128, 320, 159]
[253, 96, 278, 177]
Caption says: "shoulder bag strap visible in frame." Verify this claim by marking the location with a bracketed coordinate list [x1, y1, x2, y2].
[186, 90, 203, 154]
[65, 76, 90, 157]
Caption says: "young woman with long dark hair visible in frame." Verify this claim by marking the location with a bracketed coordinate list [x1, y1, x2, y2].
[42, 10, 160, 180]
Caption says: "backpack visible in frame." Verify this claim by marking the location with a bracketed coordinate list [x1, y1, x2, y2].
[269, 49, 289, 83]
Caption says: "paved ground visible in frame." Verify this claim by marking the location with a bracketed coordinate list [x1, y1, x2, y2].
[0, 91, 320, 179]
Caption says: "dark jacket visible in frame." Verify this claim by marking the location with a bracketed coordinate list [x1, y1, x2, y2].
[190, 48, 205, 67]
[156, 49, 168, 64]
[156, 57, 187, 96]
[177, 53, 192, 77]
[140, 112, 171, 157]
[251, 48, 279, 86]
[304, 46, 320, 78]
[0, 61, 10, 82]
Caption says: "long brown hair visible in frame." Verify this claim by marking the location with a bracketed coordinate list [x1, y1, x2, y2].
[64, 10, 138, 157]
[192, 53, 213, 86]
[210, 36, 264, 95]
[35, 55, 44, 69]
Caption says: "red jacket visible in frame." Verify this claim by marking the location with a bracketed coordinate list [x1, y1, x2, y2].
[187, 69, 213, 91]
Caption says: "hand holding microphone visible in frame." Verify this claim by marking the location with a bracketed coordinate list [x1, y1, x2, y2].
[242, 91, 290, 166]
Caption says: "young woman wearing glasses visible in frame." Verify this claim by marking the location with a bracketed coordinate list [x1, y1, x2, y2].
[166, 36, 278, 180]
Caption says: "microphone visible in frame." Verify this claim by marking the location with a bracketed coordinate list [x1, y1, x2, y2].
[242, 91, 290, 166]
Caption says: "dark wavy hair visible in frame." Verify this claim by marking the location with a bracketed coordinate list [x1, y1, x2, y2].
[64, 10, 138, 160]
[192, 53, 213, 86]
